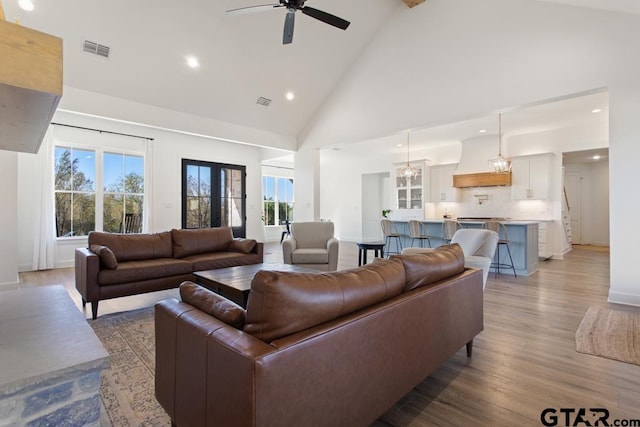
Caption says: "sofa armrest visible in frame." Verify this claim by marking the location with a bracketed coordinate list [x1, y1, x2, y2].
[75, 248, 100, 304]
[155, 299, 276, 427]
[327, 237, 339, 271]
[282, 238, 297, 264]
[253, 241, 264, 262]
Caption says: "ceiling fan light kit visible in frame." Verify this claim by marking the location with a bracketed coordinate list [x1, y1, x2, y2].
[227, 0, 350, 45]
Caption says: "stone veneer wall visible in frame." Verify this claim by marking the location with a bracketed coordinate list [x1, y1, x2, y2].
[0, 286, 110, 427]
[0, 366, 103, 426]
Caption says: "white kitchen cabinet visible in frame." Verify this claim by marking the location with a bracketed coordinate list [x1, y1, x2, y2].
[511, 154, 553, 200]
[395, 163, 424, 210]
[538, 221, 553, 259]
[430, 164, 459, 202]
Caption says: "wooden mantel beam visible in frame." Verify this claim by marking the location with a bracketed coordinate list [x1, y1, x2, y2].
[0, 1, 5, 21]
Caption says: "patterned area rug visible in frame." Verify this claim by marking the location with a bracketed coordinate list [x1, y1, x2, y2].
[576, 306, 640, 366]
[89, 307, 170, 426]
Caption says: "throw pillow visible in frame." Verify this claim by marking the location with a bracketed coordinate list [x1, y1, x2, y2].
[179, 282, 246, 329]
[393, 243, 465, 291]
[228, 238, 257, 254]
[89, 244, 118, 270]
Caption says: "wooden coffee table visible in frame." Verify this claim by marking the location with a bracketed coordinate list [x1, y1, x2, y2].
[193, 263, 315, 308]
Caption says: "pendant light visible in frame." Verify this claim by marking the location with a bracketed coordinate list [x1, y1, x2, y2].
[489, 113, 511, 173]
[400, 131, 420, 179]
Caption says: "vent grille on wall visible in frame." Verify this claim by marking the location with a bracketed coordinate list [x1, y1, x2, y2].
[256, 97, 272, 107]
[83, 40, 110, 58]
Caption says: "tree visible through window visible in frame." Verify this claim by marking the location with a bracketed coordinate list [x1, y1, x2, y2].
[54, 147, 145, 237]
[54, 147, 96, 237]
[103, 153, 144, 233]
[182, 159, 246, 237]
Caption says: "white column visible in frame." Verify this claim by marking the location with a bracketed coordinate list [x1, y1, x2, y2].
[608, 84, 640, 306]
[0, 150, 19, 288]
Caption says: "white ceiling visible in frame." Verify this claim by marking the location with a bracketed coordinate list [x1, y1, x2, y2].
[2, 0, 630, 150]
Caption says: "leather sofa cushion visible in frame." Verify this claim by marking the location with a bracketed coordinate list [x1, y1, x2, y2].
[185, 252, 262, 272]
[88, 231, 173, 262]
[98, 258, 192, 286]
[179, 282, 245, 329]
[172, 227, 234, 258]
[228, 238, 257, 254]
[393, 244, 465, 292]
[89, 244, 118, 269]
[243, 257, 405, 342]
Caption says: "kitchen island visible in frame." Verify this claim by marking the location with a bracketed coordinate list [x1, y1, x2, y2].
[391, 219, 539, 276]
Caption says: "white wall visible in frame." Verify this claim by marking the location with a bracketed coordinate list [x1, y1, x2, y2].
[16, 110, 266, 270]
[299, 0, 637, 305]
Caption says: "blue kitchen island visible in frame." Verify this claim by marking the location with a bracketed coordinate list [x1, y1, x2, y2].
[391, 219, 539, 276]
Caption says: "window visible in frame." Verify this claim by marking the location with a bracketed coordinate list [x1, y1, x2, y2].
[103, 153, 144, 233]
[182, 159, 246, 237]
[54, 146, 145, 237]
[262, 176, 294, 226]
[54, 147, 96, 237]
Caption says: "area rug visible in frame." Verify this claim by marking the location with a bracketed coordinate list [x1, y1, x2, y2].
[576, 306, 640, 366]
[89, 307, 171, 426]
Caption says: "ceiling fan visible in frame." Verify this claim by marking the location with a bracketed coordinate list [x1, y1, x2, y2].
[227, 0, 350, 45]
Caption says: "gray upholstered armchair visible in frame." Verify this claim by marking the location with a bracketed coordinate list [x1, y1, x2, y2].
[403, 228, 498, 289]
[282, 221, 339, 271]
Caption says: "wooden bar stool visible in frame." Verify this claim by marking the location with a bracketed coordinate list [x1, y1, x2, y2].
[408, 220, 431, 248]
[482, 221, 516, 277]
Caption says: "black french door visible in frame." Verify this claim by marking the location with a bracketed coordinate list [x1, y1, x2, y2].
[181, 159, 246, 237]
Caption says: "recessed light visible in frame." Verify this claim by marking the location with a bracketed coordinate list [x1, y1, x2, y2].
[396, 144, 403, 147]
[186, 56, 199, 68]
[591, 108, 602, 113]
[285, 91, 295, 101]
[479, 129, 487, 133]
[19, 0, 34, 11]
[593, 155, 601, 160]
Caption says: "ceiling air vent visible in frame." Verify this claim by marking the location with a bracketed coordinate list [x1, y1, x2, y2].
[83, 40, 110, 58]
[256, 97, 272, 107]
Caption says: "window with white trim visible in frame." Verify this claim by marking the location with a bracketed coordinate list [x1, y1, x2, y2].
[54, 146, 145, 237]
[262, 176, 294, 226]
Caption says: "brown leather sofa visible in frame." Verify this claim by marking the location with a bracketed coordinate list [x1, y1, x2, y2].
[155, 244, 483, 427]
[75, 227, 263, 319]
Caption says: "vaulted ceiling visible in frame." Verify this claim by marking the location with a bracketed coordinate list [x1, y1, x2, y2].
[2, 0, 636, 147]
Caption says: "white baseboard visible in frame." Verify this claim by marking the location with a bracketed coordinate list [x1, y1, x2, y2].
[0, 278, 20, 291]
[608, 291, 640, 307]
[56, 260, 75, 269]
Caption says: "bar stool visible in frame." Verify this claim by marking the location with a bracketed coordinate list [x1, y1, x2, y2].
[408, 220, 431, 248]
[482, 221, 516, 277]
[381, 219, 402, 256]
[442, 219, 462, 244]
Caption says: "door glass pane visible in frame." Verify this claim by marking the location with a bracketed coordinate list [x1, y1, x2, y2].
[199, 166, 211, 196]
[186, 165, 199, 197]
[199, 196, 211, 227]
[186, 196, 200, 228]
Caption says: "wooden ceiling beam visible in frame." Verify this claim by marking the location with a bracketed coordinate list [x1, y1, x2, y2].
[402, 0, 425, 8]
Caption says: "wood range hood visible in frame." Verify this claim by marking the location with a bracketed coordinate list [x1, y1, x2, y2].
[0, 4, 62, 154]
[452, 171, 512, 188]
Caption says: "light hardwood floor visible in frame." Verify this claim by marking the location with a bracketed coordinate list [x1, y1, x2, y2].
[17, 242, 640, 426]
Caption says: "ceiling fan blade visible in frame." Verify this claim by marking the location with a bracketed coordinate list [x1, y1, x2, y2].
[283, 10, 295, 44]
[227, 4, 283, 16]
[301, 6, 350, 30]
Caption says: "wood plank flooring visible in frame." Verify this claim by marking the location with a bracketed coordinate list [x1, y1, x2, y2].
[16, 242, 640, 426]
